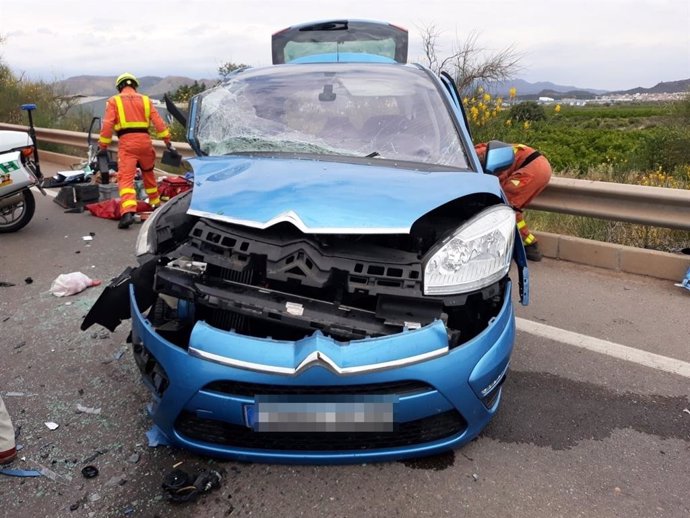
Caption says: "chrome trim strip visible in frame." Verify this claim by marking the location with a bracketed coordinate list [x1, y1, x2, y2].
[480, 362, 510, 396]
[187, 208, 410, 235]
[188, 346, 449, 376]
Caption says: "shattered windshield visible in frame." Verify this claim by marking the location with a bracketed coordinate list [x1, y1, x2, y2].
[193, 64, 469, 168]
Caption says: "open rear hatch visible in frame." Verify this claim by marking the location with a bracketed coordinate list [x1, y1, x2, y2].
[271, 19, 408, 64]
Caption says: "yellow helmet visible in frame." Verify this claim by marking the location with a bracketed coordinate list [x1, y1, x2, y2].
[115, 72, 139, 91]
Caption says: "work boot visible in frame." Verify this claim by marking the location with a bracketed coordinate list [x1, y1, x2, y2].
[524, 242, 543, 262]
[118, 212, 135, 229]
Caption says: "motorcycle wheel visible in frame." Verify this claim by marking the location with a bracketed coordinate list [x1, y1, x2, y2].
[0, 189, 36, 233]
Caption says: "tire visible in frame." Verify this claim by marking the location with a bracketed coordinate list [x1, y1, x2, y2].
[0, 189, 36, 233]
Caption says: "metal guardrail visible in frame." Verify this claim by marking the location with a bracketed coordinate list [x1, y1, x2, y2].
[2, 123, 690, 231]
[0, 123, 194, 157]
[531, 178, 690, 232]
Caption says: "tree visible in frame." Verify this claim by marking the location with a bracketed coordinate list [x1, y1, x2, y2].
[218, 61, 248, 82]
[508, 101, 547, 122]
[418, 25, 522, 95]
[166, 80, 207, 103]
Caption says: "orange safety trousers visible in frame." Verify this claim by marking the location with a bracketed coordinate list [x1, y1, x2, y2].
[117, 134, 161, 214]
[500, 155, 552, 245]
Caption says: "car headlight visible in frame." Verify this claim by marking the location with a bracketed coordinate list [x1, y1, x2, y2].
[135, 208, 164, 257]
[423, 204, 515, 295]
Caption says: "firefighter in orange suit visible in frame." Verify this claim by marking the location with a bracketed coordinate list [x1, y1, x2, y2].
[475, 142, 552, 261]
[98, 72, 172, 229]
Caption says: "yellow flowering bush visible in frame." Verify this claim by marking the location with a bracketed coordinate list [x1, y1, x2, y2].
[462, 86, 513, 141]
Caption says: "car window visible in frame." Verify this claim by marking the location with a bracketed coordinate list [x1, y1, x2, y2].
[194, 64, 469, 169]
[272, 20, 408, 64]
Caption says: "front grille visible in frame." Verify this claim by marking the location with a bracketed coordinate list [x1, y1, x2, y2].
[174, 410, 467, 451]
[203, 379, 433, 397]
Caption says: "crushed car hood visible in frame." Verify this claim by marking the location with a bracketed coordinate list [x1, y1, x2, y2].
[187, 156, 502, 234]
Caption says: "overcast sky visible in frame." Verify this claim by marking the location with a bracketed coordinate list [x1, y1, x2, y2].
[1, 0, 688, 91]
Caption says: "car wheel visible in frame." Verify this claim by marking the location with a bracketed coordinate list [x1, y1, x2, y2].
[0, 189, 36, 233]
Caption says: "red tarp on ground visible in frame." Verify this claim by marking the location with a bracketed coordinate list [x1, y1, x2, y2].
[85, 199, 154, 220]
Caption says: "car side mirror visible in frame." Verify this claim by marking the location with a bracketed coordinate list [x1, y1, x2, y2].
[483, 140, 514, 176]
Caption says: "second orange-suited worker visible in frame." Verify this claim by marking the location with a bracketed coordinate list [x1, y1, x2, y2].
[98, 72, 173, 229]
[474, 142, 552, 261]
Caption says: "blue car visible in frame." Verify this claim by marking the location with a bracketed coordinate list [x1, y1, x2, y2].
[83, 20, 529, 464]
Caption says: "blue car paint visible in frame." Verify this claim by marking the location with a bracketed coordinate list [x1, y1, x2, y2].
[189, 319, 449, 373]
[130, 280, 516, 464]
[187, 156, 504, 233]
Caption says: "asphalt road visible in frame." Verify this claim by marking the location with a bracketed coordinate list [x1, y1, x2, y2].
[1, 174, 688, 518]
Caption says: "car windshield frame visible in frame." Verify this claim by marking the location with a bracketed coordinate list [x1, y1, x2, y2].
[190, 63, 470, 170]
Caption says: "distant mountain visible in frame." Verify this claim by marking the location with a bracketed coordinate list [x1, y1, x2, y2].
[56, 75, 217, 98]
[609, 78, 690, 95]
[56, 74, 689, 101]
[483, 78, 608, 98]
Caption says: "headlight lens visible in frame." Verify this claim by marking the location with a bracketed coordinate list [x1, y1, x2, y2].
[423, 205, 515, 295]
[135, 208, 164, 257]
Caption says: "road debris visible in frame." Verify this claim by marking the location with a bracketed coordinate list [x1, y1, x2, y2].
[76, 404, 102, 415]
[146, 425, 170, 447]
[82, 449, 108, 464]
[0, 468, 42, 478]
[35, 462, 72, 482]
[81, 465, 99, 478]
[161, 467, 222, 503]
[44, 421, 59, 430]
[675, 266, 690, 292]
[49, 272, 102, 297]
[113, 345, 127, 360]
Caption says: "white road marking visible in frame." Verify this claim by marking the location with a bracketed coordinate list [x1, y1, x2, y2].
[516, 317, 690, 379]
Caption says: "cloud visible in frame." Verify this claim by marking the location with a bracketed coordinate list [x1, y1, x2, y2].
[2, 0, 688, 90]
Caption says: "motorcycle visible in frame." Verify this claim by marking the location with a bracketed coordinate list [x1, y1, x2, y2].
[0, 104, 46, 232]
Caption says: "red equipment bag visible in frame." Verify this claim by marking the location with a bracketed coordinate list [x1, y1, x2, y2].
[158, 176, 192, 200]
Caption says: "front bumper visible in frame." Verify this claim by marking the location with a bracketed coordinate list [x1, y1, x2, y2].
[130, 281, 516, 464]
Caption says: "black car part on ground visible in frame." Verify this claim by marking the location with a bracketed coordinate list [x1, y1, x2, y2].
[161, 468, 221, 503]
[80, 260, 157, 332]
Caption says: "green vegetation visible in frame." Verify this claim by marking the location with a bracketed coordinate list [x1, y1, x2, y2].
[470, 100, 690, 178]
[465, 96, 690, 251]
[508, 101, 546, 122]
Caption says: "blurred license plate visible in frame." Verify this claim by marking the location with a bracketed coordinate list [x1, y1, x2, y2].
[245, 399, 395, 432]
